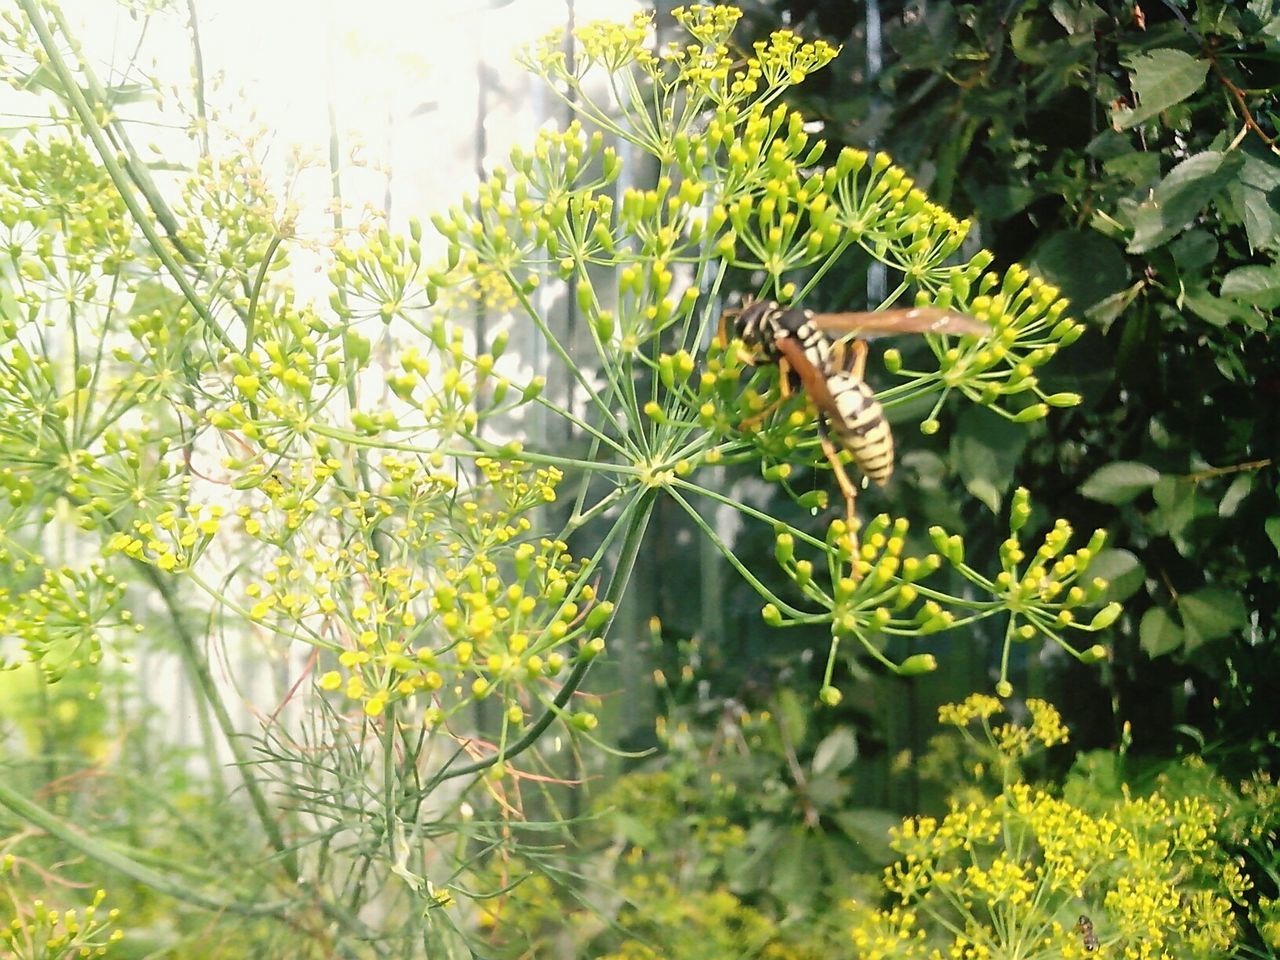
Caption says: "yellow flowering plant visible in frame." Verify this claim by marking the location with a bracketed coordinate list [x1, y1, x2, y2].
[0, 1, 1127, 954]
[854, 696, 1243, 960]
[0, 875, 124, 960]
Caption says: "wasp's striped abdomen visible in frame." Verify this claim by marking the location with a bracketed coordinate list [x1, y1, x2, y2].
[826, 373, 894, 485]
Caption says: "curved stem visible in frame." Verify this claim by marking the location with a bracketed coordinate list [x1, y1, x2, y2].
[244, 233, 283, 352]
[429, 488, 657, 784]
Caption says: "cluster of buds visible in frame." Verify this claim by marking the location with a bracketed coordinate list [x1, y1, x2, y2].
[172, 151, 288, 297]
[751, 490, 1117, 701]
[305, 459, 607, 732]
[330, 219, 430, 324]
[0, 562, 137, 680]
[763, 515, 948, 698]
[521, 7, 837, 159]
[881, 263, 1085, 430]
[0, 134, 133, 280]
[0, 883, 124, 958]
[934, 486, 1115, 695]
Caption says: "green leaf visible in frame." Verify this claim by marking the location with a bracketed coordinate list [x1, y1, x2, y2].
[831, 809, 899, 865]
[1265, 516, 1280, 556]
[1140, 606, 1184, 658]
[769, 828, 817, 907]
[1169, 229, 1218, 271]
[1079, 461, 1161, 504]
[1088, 548, 1145, 601]
[725, 821, 778, 894]
[1085, 281, 1144, 332]
[1220, 264, 1280, 309]
[1218, 474, 1252, 518]
[1179, 587, 1247, 649]
[1112, 49, 1209, 129]
[1030, 230, 1128, 310]
[1228, 143, 1280, 252]
[811, 728, 857, 776]
[1125, 151, 1241, 253]
[1182, 287, 1255, 328]
[1050, 0, 1105, 34]
[951, 407, 1028, 513]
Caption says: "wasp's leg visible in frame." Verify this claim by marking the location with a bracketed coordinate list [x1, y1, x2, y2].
[737, 356, 795, 433]
[818, 421, 861, 538]
[829, 337, 869, 380]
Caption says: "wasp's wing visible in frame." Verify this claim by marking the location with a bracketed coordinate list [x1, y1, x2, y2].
[810, 308, 988, 339]
[773, 337, 841, 413]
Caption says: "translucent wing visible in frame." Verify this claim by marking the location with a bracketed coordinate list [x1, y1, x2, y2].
[810, 307, 988, 339]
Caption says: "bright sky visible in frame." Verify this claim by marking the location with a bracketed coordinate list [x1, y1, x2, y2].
[6, 0, 639, 239]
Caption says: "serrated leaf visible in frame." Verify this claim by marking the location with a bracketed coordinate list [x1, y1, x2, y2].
[1113, 49, 1209, 129]
[1126, 152, 1241, 253]
[1179, 587, 1247, 649]
[811, 728, 857, 776]
[1140, 606, 1183, 657]
[1079, 461, 1161, 504]
[1221, 264, 1280, 309]
[1088, 549, 1145, 601]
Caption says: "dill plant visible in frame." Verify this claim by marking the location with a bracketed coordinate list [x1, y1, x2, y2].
[849, 696, 1244, 959]
[0, 0, 1128, 954]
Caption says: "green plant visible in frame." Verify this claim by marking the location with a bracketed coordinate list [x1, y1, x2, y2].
[734, 0, 1280, 763]
[856, 697, 1243, 959]
[1, 2, 1114, 954]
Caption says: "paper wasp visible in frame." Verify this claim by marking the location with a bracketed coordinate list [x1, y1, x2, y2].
[719, 300, 987, 522]
[1074, 915, 1100, 952]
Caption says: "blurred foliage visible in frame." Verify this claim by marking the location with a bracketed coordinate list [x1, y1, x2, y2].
[712, 0, 1280, 773]
[473, 690, 1279, 958]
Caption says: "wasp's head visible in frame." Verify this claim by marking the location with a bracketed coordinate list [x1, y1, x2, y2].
[729, 300, 810, 357]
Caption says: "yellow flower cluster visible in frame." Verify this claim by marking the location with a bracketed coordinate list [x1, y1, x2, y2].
[105, 503, 225, 573]
[861, 708, 1240, 960]
[574, 13, 653, 71]
[301, 459, 607, 727]
[0, 886, 124, 958]
[763, 514, 948, 682]
[0, 562, 137, 680]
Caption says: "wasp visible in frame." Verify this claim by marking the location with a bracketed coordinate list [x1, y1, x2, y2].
[1075, 915, 1100, 952]
[719, 300, 986, 522]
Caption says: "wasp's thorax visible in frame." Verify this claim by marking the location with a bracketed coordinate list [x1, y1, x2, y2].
[733, 300, 834, 371]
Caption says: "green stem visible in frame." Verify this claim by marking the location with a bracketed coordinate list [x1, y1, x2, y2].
[430, 488, 657, 784]
[48, 4, 190, 254]
[127, 551, 297, 878]
[244, 233, 283, 351]
[0, 778, 290, 916]
[19, 0, 233, 350]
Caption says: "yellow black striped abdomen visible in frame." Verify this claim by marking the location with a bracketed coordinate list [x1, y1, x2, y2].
[826, 373, 894, 485]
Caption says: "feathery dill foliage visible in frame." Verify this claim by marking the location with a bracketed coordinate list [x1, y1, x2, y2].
[853, 697, 1243, 960]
